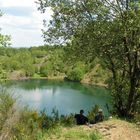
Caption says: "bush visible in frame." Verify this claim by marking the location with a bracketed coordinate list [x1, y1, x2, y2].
[60, 114, 75, 127]
[134, 113, 140, 124]
[24, 64, 35, 77]
[66, 67, 85, 82]
[40, 63, 53, 77]
[40, 65, 48, 77]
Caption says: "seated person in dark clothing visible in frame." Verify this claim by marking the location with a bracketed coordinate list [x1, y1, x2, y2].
[90, 109, 104, 124]
[75, 109, 88, 125]
[95, 109, 104, 123]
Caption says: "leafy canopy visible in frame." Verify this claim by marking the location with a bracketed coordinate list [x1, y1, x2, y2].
[37, 0, 140, 117]
[0, 10, 11, 47]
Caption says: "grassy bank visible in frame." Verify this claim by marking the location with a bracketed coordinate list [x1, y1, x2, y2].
[44, 118, 140, 140]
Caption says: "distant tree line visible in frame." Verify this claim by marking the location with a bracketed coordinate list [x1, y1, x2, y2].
[0, 46, 108, 85]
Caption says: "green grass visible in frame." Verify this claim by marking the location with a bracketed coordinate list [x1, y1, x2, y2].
[90, 130, 103, 140]
[63, 128, 102, 140]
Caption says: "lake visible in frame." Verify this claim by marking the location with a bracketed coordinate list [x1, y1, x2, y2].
[4, 79, 111, 116]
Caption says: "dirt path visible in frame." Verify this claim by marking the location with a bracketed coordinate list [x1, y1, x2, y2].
[44, 118, 140, 140]
[85, 118, 140, 140]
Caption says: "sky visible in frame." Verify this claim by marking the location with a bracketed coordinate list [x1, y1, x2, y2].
[0, 0, 53, 48]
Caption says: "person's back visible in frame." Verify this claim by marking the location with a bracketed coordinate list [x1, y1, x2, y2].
[94, 109, 104, 123]
[90, 109, 104, 124]
[75, 110, 88, 125]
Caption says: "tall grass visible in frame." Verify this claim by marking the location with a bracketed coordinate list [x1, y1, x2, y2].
[0, 88, 18, 140]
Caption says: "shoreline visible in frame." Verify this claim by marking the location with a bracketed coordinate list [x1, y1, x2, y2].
[4, 76, 108, 88]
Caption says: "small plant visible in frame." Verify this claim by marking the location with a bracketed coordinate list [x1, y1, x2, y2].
[60, 113, 75, 127]
[90, 130, 102, 140]
[87, 105, 99, 120]
[134, 112, 140, 126]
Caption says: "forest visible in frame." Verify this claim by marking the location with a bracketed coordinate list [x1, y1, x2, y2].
[0, 46, 109, 85]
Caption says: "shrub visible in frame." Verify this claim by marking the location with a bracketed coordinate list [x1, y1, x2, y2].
[60, 114, 75, 127]
[66, 67, 85, 82]
[40, 63, 53, 77]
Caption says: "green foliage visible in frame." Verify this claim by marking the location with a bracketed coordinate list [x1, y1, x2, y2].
[85, 59, 110, 85]
[0, 46, 67, 79]
[60, 114, 75, 127]
[0, 88, 17, 139]
[0, 11, 11, 48]
[0, 34, 11, 47]
[134, 113, 140, 124]
[24, 64, 35, 77]
[38, 0, 140, 117]
[0, 69, 7, 79]
[40, 63, 53, 77]
[0, 43, 108, 85]
[90, 130, 102, 140]
[66, 62, 86, 82]
[64, 129, 90, 140]
[87, 105, 99, 121]
[66, 67, 85, 82]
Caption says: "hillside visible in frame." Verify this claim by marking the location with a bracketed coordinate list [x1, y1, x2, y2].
[0, 46, 109, 86]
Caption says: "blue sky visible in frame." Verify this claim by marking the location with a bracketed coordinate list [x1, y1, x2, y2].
[0, 0, 53, 48]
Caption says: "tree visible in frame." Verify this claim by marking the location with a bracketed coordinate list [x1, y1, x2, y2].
[38, 0, 140, 117]
[40, 63, 53, 77]
[66, 61, 86, 82]
[0, 11, 11, 47]
[0, 10, 11, 79]
[0, 34, 11, 47]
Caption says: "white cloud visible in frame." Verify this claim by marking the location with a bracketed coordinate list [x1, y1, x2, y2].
[0, 0, 35, 7]
[0, 0, 53, 47]
[0, 15, 31, 27]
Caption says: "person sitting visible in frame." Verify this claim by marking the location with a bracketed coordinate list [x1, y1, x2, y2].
[95, 109, 104, 123]
[90, 109, 104, 124]
[75, 109, 88, 125]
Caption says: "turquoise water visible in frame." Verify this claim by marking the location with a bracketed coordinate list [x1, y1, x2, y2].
[4, 79, 111, 115]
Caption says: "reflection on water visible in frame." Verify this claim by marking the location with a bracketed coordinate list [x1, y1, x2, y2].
[4, 79, 111, 115]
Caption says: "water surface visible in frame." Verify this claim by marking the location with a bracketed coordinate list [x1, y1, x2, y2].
[4, 79, 111, 115]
